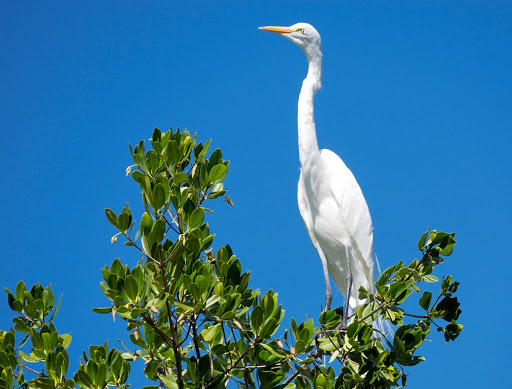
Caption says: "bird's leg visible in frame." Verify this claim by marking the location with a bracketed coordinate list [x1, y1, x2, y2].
[337, 249, 353, 331]
[321, 256, 332, 311]
[343, 260, 353, 328]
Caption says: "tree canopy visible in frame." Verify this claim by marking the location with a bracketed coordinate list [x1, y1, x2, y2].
[1, 129, 462, 389]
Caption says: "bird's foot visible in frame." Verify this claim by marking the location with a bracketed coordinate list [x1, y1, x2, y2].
[307, 331, 331, 364]
[333, 304, 349, 331]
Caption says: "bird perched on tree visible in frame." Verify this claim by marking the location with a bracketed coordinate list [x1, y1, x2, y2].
[259, 23, 377, 327]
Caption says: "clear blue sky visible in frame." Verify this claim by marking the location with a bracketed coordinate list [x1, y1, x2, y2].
[1, 1, 510, 387]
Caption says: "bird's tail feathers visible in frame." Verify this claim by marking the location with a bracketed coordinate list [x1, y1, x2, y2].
[373, 253, 395, 339]
[374, 313, 395, 340]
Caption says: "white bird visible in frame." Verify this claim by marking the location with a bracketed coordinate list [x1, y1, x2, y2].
[259, 23, 376, 324]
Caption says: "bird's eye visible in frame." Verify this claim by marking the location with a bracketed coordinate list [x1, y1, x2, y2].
[296, 28, 305, 34]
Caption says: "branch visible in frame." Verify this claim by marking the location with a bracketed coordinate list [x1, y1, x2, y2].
[161, 158, 174, 179]
[162, 241, 183, 266]
[141, 313, 175, 347]
[404, 253, 428, 282]
[221, 323, 233, 367]
[282, 369, 300, 386]
[402, 312, 428, 319]
[177, 321, 194, 348]
[191, 313, 201, 358]
[21, 364, 42, 374]
[163, 212, 181, 235]
[123, 233, 158, 264]
[157, 245, 184, 389]
[358, 302, 387, 324]
[202, 350, 249, 389]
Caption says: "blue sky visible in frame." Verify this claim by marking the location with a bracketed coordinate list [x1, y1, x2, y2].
[1, 1, 510, 387]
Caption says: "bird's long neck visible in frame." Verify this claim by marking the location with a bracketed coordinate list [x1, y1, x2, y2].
[298, 46, 322, 167]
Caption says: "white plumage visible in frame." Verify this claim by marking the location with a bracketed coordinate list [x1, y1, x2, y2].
[260, 23, 376, 315]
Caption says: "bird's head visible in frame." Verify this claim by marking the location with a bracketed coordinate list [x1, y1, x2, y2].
[259, 23, 321, 58]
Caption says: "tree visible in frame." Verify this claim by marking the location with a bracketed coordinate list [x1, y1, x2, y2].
[1, 128, 462, 389]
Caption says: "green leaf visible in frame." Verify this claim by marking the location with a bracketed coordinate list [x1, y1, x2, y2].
[150, 219, 166, 243]
[260, 318, 278, 338]
[165, 140, 180, 165]
[419, 291, 432, 311]
[173, 171, 188, 185]
[118, 203, 132, 232]
[76, 369, 93, 388]
[194, 275, 209, 295]
[396, 353, 425, 366]
[439, 233, 456, 256]
[417, 228, 430, 250]
[33, 377, 57, 389]
[208, 164, 227, 183]
[423, 275, 439, 283]
[59, 334, 72, 348]
[188, 208, 204, 229]
[433, 296, 461, 322]
[318, 336, 340, 352]
[197, 139, 211, 161]
[208, 148, 222, 167]
[92, 307, 113, 314]
[201, 324, 220, 342]
[259, 342, 286, 359]
[105, 209, 119, 229]
[152, 128, 162, 143]
[251, 306, 264, 333]
[426, 230, 437, 246]
[124, 275, 138, 302]
[15, 280, 26, 303]
[387, 282, 408, 300]
[152, 184, 166, 210]
[131, 170, 145, 183]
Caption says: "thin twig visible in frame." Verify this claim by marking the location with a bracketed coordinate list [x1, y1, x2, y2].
[191, 313, 201, 358]
[202, 350, 249, 389]
[162, 213, 180, 235]
[404, 253, 428, 282]
[162, 158, 174, 179]
[177, 321, 194, 348]
[282, 369, 300, 386]
[123, 233, 158, 263]
[230, 326, 250, 389]
[402, 312, 428, 319]
[358, 303, 386, 324]
[141, 313, 175, 347]
[20, 312, 38, 327]
[21, 364, 42, 374]
[162, 241, 183, 266]
[158, 246, 184, 389]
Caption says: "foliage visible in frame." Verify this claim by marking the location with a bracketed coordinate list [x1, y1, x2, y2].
[1, 128, 462, 388]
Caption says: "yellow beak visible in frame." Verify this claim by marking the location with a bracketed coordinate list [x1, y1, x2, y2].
[258, 26, 295, 34]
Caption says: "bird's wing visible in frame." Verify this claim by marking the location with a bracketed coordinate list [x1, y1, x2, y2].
[319, 148, 375, 284]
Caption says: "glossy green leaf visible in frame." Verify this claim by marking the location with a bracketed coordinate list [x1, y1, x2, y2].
[152, 183, 166, 210]
[33, 377, 57, 389]
[251, 306, 264, 334]
[208, 164, 227, 183]
[189, 207, 204, 229]
[60, 334, 72, 348]
[419, 291, 432, 311]
[15, 280, 26, 303]
[124, 275, 138, 302]
[165, 140, 180, 165]
[423, 275, 439, 283]
[105, 209, 119, 229]
[417, 228, 429, 250]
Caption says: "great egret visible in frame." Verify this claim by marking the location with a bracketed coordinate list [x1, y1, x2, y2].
[259, 23, 376, 325]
